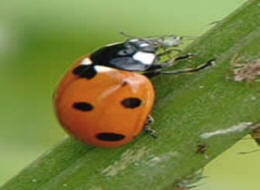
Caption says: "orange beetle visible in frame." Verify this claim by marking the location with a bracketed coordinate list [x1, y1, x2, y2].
[55, 36, 213, 147]
[55, 56, 155, 147]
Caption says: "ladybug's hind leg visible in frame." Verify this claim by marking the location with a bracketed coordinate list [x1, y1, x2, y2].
[144, 116, 158, 139]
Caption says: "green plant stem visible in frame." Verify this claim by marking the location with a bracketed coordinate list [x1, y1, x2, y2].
[1, 0, 260, 189]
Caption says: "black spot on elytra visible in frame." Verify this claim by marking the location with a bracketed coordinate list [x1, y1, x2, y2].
[96, 133, 125, 141]
[73, 65, 97, 79]
[121, 97, 142, 108]
[73, 102, 94, 111]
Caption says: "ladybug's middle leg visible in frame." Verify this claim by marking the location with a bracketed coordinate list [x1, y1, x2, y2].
[144, 115, 158, 139]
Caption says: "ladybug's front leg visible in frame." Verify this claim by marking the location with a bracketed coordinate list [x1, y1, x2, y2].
[144, 116, 158, 139]
[144, 53, 198, 78]
[160, 53, 198, 68]
[145, 57, 215, 78]
[159, 58, 215, 75]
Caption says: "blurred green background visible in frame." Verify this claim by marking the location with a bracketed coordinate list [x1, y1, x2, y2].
[1, 0, 259, 189]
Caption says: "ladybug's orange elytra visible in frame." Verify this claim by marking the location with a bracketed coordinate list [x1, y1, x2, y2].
[55, 58, 155, 147]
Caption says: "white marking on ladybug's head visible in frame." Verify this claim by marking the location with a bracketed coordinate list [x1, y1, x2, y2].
[81, 57, 92, 65]
[94, 65, 115, 72]
[139, 43, 150, 47]
[133, 51, 156, 65]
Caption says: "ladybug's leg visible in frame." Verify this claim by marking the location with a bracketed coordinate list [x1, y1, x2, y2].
[144, 116, 158, 139]
[159, 58, 215, 75]
[156, 48, 183, 57]
[145, 115, 154, 125]
[145, 126, 158, 139]
[145, 53, 199, 78]
[146, 58, 215, 78]
[160, 53, 198, 68]
[148, 53, 197, 72]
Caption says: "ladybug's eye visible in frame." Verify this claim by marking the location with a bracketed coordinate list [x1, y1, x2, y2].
[118, 46, 135, 56]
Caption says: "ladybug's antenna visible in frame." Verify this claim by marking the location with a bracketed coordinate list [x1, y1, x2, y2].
[119, 32, 187, 49]
[119, 32, 138, 39]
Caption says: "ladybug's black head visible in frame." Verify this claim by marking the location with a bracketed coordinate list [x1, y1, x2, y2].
[90, 39, 161, 72]
[90, 36, 183, 72]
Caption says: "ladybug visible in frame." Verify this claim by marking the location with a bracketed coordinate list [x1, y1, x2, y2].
[54, 35, 214, 148]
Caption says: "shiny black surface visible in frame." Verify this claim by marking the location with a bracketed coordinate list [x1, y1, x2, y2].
[90, 41, 159, 72]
